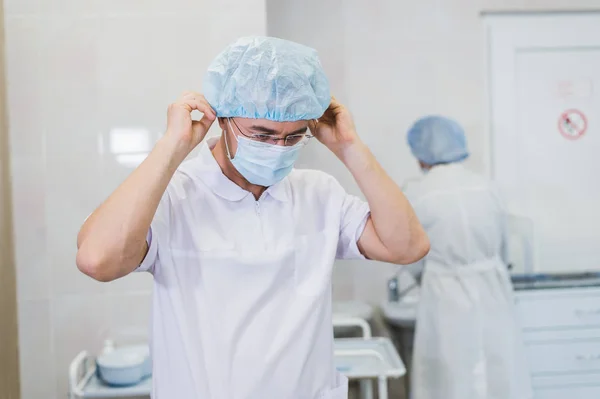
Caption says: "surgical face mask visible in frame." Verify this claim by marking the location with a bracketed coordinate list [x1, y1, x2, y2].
[224, 119, 303, 187]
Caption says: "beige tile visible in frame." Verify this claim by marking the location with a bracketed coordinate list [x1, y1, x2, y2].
[333, 262, 355, 286]
[6, 16, 100, 159]
[95, 16, 171, 114]
[17, 300, 56, 399]
[3, 0, 93, 16]
[94, 16, 207, 147]
[94, 10, 264, 107]
[49, 229, 107, 296]
[93, 10, 265, 161]
[52, 295, 110, 397]
[45, 168, 107, 296]
[52, 263, 109, 296]
[353, 262, 396, 304]
[342, 0, 441, 42]
[44, 16, 98, 87]
[10, 156, 51, 301]
[332, 282, 355, 301]
[207, 1, 267, 47]
[44, 151, 104, 218]
[94, 0, 253, 17]
[42, 18, 100, 162]
[91, 0, 196, 16]
[3, 0, 201, 17]
[480, 0, 600, 11]
[106, 272, 153, 295]
[105, 292, 153, 344]
[3, 17, 50, 158]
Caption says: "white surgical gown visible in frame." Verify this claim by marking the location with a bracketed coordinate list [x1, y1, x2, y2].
[405, 164, 532, 399]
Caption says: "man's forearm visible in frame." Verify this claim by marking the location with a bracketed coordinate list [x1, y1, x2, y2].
[76, 136, 188, 281]
[335, 141, 428, 262]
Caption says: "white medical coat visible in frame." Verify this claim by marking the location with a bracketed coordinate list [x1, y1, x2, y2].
[138, 138, 370, 399]
[405, 164, 532, 399]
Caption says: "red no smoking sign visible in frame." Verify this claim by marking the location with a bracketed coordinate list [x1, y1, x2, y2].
[558, 109, 587, 140]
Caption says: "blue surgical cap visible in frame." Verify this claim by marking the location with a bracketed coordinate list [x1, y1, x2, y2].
[407, 116, 469, 165]
[204, 36, 331, 122]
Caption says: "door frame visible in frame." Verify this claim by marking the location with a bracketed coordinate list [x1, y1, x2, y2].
[0, 0, 21, 396]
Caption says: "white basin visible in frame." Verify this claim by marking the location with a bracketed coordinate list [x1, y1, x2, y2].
[381, 297, 418, 328]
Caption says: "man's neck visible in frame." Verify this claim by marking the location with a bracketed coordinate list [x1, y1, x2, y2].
[211, 135, 267, 200]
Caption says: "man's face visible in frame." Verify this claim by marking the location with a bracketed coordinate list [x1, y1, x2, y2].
[219, 118, 311, 156]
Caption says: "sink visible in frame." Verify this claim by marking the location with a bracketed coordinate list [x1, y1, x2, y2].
[381, 296, 419, 328]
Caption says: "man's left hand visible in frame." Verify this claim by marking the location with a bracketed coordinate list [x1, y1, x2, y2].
[311, 97, 361, 157]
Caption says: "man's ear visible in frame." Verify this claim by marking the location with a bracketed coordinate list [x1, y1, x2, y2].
[217, 117, 227, 130]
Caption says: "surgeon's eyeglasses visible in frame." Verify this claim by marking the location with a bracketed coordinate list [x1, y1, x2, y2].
[230, 118, 314, 147]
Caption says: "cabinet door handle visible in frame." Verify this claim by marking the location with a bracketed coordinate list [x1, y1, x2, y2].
[576, 354, 600, 361]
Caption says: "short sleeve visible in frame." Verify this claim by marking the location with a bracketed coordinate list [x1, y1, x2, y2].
[135, 190, 172, 273]
[336, 193, 371, 260]
[136, 228, 158, 273]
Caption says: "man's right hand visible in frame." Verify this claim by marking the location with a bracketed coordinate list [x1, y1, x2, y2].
[165, 91, 216, 156]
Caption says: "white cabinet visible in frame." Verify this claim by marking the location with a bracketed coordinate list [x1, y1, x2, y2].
[516, 289, 600, 330]
[533, 386, 600, 399]
[526, 332, 600, 375]
[532, 374, 600, 399]
[516, 287, 600, 398]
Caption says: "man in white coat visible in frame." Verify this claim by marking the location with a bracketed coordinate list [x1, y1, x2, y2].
[405, 116, 532, 399]
[76, 37, 430, 398]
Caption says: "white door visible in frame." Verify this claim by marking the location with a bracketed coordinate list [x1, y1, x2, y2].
[486, 13, 600, 274]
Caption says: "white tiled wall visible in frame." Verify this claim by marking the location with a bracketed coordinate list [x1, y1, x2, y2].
[4, 1, 266, 397]
[266, 0, 600, 304]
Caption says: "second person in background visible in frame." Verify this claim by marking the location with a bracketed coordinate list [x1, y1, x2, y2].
[405, 116, 532, 399]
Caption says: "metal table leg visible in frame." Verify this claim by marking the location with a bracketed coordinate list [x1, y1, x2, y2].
[359, 379, 374, 399]
[378, 376, 388, 399]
